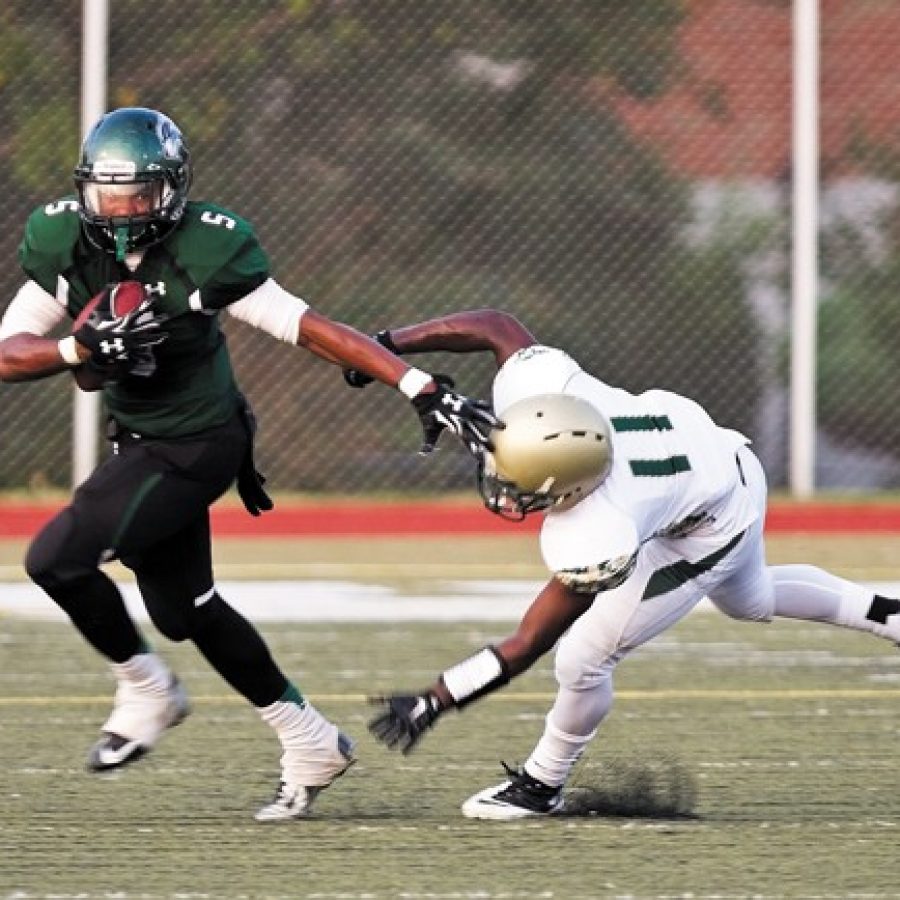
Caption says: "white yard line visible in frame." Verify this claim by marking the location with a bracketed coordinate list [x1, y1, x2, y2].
[1, 580, 899, 622]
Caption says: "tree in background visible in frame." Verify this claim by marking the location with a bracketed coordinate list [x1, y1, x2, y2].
[0, 0, 769, 490]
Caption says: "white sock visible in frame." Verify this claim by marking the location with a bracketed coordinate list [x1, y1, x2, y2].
[525, 713, 597, 789]
[258, 698, 341, 786]
[522, 678, 612, 787]
[110, 652, 172, 693]
[772, 565, 900, 642]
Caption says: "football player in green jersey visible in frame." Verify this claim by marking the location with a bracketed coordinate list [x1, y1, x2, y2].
[0, 107, 500, 821]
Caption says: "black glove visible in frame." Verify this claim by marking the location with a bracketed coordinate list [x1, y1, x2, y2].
[81, 345, 159, 383]
[342, 329, 399, 388]
[368, 692, 443, 755]
[73, 291, 168, 372]
[236, 465, 273, 517]
[235, 396, 274, 517]
[411, 377, 503, 456]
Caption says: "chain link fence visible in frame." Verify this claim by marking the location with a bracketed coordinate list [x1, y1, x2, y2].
[2, 1, 899, 494]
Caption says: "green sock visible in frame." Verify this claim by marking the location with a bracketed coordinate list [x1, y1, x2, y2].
[279, 683, 305, 706]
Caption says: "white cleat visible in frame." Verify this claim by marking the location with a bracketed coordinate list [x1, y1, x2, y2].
[255, 731, 355, 822]
[87, 676, 190, 772]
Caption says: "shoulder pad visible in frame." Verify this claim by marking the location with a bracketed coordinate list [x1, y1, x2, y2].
[18, 198, 81, 293]
[26, 198, 82, 246]
[175, 202, 258, 256]
[540, 489, 638, 573]
[168, 202, 269, 298]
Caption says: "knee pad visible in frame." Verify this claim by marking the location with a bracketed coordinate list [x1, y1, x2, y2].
[712, 598, 773, 622]
[710, 570, 775, 622]
[146, 606, 192, 643]
[554, 637, 616, 693]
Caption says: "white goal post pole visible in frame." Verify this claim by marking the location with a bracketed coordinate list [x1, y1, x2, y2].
[72, 0, 108, 487]
[790, 0, 819, 498]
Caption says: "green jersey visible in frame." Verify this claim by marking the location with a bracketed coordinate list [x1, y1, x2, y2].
[18, 198, 270, 437]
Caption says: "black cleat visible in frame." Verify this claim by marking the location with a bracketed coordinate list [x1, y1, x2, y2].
[462, 762, 564, 820]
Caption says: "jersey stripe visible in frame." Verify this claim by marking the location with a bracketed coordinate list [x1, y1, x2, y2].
[629, 455, 691, 477]
[610, 415, 673, 432]
[642, 529, 746, 600]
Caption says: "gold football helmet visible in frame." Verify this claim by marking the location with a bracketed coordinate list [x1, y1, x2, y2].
[479, 393, 613, 519]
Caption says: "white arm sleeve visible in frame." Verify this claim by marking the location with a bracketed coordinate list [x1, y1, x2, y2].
[223, 277, 309, 343]
[0, 280, 68, 339]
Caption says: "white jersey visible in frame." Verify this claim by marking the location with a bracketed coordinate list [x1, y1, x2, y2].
[492, 346, 760, 587]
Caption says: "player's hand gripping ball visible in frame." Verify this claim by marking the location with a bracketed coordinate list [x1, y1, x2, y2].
[72, 281, 168, 380]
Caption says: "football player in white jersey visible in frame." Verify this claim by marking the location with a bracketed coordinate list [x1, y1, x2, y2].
[358, 309, 900, 820]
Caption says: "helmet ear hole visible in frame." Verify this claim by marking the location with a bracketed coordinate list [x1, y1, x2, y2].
[482, 394, 612, 517]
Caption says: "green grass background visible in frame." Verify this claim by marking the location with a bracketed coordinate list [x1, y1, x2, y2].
[1, 531, 899, 898]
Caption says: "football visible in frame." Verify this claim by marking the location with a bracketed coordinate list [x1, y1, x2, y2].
[109, 281, 147, 317]
[72, 281, 147, 331]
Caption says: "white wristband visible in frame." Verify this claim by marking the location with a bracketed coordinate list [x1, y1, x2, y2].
[397, 367, 434, 399]
[440, 646, 509, 707]
[58, 336, 82, 366]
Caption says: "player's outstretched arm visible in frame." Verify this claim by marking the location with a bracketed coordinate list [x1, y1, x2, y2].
[386, 309, 537, 368]
[298, 309, 413, 386]
[341, 310, 536, 391]
[299, 308, 502, 455]
[368, 577, 594, 754]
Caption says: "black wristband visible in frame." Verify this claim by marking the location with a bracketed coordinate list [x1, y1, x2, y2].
[423, 690, 446, 718]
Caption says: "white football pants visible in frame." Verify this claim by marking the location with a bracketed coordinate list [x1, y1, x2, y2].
[525, 446, 900, 787]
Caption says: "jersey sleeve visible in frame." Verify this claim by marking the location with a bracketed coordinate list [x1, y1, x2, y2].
[17, 199, 81, 296]
[540, 492, 640, 594]
[173, 204, 271, 311]
[199, 234, 269, 309]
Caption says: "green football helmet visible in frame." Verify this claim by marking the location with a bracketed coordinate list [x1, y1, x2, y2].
[73, 107, 192, 260]
[479, 393, 613, 520]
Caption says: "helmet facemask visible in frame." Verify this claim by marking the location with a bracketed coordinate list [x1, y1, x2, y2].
[478, 393, 613, 519]
[77, 174, 177, 259]
[477, 455, 558, 521]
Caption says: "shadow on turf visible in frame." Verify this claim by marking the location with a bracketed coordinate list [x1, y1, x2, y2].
[562, 755, 700, 818]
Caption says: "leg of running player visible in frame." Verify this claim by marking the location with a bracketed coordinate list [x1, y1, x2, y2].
[709, 447, 900, 643]
[25, 414, 253, 770]
[128, 513, 353, 820]
[26, 411, 352, 810]
[462, 527, 748, 819]
[529, 532, 746, 786]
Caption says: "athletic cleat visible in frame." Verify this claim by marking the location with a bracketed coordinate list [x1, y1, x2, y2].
[255, 731, 356, 822]
[461, 762, 565, 820]
[87, 675, 190, 772]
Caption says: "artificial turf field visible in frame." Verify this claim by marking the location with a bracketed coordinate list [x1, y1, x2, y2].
[1, 532, 899, 898]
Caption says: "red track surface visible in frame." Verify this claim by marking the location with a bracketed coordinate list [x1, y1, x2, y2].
[1, 501, 899, 537]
